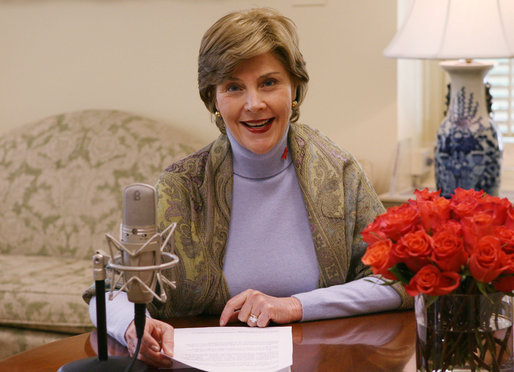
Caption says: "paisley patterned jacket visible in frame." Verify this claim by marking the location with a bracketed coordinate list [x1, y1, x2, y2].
[150, 122, 412, 318]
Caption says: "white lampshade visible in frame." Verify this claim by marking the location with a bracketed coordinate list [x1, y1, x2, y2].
[384, 0, 514, 59]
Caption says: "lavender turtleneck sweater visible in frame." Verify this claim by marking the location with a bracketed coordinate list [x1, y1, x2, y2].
[89, 125, 401, 347]
[223, 126, 319, 297]
[223, 125, 401, 320]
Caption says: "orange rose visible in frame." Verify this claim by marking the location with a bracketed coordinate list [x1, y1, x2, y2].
[404, 264, 460, 296]
[432, 225, 467, 273]
[361, 239, 397, 280]
[394, 229, 432, 272]
[469, 236, 506, 283]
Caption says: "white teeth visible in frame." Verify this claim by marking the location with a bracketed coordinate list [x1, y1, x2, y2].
[243, 119, 271, 127]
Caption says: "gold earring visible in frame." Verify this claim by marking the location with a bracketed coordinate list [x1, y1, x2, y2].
[215, 111, 221, 118]
[292, 100, 298, 108]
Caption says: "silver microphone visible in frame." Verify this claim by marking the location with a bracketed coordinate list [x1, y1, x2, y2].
[105, 183, 178, 304]
[120, 183, 160, 304]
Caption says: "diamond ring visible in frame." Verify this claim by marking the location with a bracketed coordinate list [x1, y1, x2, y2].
[248, 314, 258, 324]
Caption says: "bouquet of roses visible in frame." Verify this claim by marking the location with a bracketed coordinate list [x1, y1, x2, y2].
[361, 187, 514, 296]
[361, 188, 514, 371]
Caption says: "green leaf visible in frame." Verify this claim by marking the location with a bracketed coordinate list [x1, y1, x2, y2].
[389, 263, 414, 285]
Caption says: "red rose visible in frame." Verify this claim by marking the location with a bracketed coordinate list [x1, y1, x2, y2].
[495, 226, 514, 254]
[476, 194, 511, 225]
[433, 219, 462, 235]
[469, 236, 506, 283]
[506, 206, 514, 229]
[450, 188, 484, 219]
[394, 229, 432, 272]
[417, 196, 451, 233]
[414, 188, 441, 202]
[361, 216, 387, 244]
[493, 254, 514, 292]
[378, 203, 419, 242]
[494, 275, 514, 292]
[461, 213, 495, 252]
[363, 189, 514, 295]
[451, 187, 484, 201]
[432, 225, 468, 273]
[361, 239, 397, 280]
[404, 264, 460, 296]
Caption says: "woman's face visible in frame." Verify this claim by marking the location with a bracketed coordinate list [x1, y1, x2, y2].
[215, 52, 296, 154]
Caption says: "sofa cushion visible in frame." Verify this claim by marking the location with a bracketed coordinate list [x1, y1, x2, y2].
[0, 254, 94, 333]
[0, 110, 201, 259]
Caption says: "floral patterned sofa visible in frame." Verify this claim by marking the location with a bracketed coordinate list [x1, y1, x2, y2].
[0, 110, 202, 359]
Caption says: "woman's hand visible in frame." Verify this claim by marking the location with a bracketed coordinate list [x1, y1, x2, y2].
[124, 317, 174, 368]
[219, 289, 303, 327]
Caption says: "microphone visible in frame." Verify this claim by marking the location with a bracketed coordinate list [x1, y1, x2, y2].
[106, 183, 178, 304]
[120, 183, 161, 304]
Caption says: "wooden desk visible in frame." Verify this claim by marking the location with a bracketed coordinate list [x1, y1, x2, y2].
[0, 311, 417, 372]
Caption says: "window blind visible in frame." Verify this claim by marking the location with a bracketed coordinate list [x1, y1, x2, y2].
[488, 58, 514, 140]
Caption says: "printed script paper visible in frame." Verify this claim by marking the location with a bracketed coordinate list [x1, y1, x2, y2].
[163, 326, 292, 371]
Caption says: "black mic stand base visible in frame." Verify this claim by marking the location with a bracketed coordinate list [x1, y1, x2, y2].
[59, 256, 151, 372]
[58, 356, 151, 372]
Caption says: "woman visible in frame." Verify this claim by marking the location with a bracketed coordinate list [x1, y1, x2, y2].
[88, 8, 411, 368]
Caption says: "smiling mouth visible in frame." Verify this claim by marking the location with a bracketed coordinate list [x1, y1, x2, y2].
[241, 118, 274, 128]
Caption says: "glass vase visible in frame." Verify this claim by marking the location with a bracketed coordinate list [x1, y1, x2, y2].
[415, 293, 513, 372]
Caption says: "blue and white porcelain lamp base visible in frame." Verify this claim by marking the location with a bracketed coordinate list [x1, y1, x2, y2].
[434, 60, 503, 198]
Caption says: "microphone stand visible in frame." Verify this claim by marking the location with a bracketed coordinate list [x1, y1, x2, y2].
[58, 252, 150, 372]
[94, 252, 108, 361]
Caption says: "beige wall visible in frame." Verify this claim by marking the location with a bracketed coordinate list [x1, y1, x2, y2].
[0, 0, 398, 193]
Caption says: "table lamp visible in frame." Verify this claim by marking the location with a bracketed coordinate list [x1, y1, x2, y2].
[384, 0, 514, 197]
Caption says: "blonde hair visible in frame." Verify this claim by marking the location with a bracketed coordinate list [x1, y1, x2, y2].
[198, 8, 309, 133]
